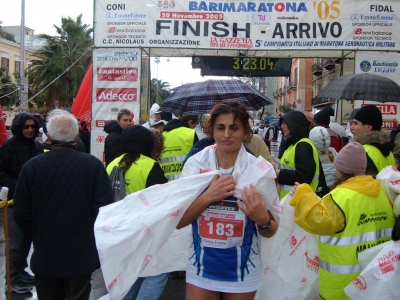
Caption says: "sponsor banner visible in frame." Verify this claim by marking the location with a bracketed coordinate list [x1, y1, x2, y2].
[97, 67, 139, 81]
[94, 0, 400, 50]
[355, 51, 400, 84]
[91, 48, 141, 162]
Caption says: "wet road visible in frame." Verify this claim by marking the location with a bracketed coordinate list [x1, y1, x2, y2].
[0, 142, 279, 300]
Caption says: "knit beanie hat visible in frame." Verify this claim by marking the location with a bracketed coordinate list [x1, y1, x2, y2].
[353, 105, 382, 131]
[121, 125, 154, 157]
[314, 107, 334, 126]
[334, 142, 366, 175]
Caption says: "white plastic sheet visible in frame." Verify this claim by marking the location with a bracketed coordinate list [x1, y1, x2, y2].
[263, 194, 319, 299]
[376, 166, 400, 205]
[345, 240, 400, 300]
[94, 171, 218, 300]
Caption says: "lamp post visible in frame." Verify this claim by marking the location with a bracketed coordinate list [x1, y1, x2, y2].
[154, 57, 160, 104]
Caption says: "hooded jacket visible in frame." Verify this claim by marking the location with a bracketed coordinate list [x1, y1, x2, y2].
[104, 120, 123, 166]
[0, 113, 43, 199]
[309, 126, 338, 189]
[278, 111, 319, 188]
[142, 103, 160, 129]
[353, 130, 395, 176]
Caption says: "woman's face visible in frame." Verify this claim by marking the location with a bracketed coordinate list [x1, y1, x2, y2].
[213, 113, 247, 154]
[281, 121, 291, 136]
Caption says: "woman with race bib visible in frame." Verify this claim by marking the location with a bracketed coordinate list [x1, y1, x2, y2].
[178, 101, 279, 300]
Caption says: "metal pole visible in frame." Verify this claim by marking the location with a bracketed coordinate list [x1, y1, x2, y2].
[155, 57, 160, 104]
[20, 0, 26, 112]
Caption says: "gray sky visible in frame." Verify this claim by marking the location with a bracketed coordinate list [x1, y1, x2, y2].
[1, 0, 230, 89]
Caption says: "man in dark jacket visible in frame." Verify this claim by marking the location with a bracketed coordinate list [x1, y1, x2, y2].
[0, 112, 43, 293]
[13, 110, 113, 299]
[104, 108, 133, 166]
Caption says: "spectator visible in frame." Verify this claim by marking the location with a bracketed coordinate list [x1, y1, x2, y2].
[290, 142, 395, 299]
[0, 112, 43, 294]
[13, 110, 112, 299]
[351, 105, 395, 175]
[262, 121, 275, 150]
[104, 108, 133, 166]
[142, 103, 161, 129]
[106, 125, 168, 299]
[276, 110, 320, 199]
[158, 114, 199, 181]
[309, 126, 338, 194]
[314, 106, 344, 152]
[79, 120, 91, 153]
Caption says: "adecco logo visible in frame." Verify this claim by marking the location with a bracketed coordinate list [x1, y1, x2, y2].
[96, 88, 137, 102]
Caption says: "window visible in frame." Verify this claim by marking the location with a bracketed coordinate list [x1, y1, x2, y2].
[1, 57, 9, 76]
[15, 60, 21, 75]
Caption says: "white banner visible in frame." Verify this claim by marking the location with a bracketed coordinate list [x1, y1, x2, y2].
[94, 0, 400, 51]
[91, 48, 141, 162]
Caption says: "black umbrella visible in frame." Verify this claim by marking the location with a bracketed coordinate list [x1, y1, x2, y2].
[313, 73, 400, 103]
[160, 79, 272, 116]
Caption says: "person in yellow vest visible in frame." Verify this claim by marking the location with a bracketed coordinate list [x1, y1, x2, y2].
[290, 142, 395, 300]
[106, 125, 169, 300]
[351, 105, 395, 175]
[159, 114, 199, 181]
[276, 110, 321, 199]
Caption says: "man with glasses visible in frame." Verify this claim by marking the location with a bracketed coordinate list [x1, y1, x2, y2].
[0, 112, 43, 294]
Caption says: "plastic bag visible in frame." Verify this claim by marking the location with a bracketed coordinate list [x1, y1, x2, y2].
[95, 171, 218, 300]
[266, 194, 319, 298]
[376, 166, 400, 205]
[344, 240, 400, 300]
[109, 165, 126, 202]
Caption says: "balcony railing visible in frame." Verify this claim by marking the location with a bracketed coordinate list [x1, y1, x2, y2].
[311, 64, 322, 76]
[322, 58, 335, 70]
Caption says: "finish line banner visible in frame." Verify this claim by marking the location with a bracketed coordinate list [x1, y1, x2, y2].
[94, 0, 400, 51]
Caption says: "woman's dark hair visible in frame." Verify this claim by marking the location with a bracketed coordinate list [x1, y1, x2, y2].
[119, 153, 140, 174]
[330, 173, 355, 190]
[150, 128, 165, 160]
[203, 100, 253, 138]
[180, 115, 199, 126]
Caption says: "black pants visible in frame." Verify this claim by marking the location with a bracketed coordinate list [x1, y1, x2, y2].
[35, 275, 92, 300]
[7, 207, 32, 284]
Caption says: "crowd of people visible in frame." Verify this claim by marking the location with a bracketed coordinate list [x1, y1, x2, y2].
[0, 102, 399, 300]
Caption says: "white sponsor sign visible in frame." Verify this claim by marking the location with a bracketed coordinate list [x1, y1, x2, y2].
[91, 48, 141, 162]
[355, 51, 400, 84]
[94, 0, 400, 50]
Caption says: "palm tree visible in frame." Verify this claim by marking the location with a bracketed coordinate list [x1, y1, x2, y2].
[28, 14, 93, 109]
[0, 66, 19, 108]
[150, 78, 171, 105]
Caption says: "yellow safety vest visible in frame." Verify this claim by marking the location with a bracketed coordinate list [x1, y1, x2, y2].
[363, 144, 395, 173]
[318, 186, 395, 300]
[106, 154, 155, 194]
[159, 127, 195, 181]
[279, 138, 320, 199]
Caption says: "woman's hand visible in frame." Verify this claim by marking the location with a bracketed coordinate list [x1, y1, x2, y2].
[237, 184, 269, 225]
[289, 182, 300, 196]
[204, 175, 236, 205]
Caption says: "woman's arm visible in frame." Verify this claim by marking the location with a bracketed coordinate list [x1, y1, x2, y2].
[177, 175, 236, 229]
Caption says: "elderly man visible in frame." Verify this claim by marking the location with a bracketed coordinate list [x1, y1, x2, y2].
[13, 110, 113, 299]
[0, 112, 43, 293]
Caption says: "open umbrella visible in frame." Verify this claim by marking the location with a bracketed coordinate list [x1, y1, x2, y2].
[313, 73, 400, 103]
[160, 79, 272, 116]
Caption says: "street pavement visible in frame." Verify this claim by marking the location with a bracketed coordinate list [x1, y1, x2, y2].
[0, 141, 279, 300]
